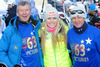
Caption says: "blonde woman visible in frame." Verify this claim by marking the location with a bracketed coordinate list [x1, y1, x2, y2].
[40, 5, 72, 67]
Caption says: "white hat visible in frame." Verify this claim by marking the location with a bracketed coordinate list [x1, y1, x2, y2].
[70, 5, 86, 19]
[69, 5, 75, 12]
[44, 4, 59, 20]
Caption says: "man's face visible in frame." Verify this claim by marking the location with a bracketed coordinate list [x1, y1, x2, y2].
[8, 4, 12, 9]
[72, 16, 85, 28]
[17, 4, 31, 23]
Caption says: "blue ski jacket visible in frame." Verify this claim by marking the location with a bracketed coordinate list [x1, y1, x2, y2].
[0, 16, 43, 67]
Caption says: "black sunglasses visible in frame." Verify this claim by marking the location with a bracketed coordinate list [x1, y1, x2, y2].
[70, 10, 84, 14]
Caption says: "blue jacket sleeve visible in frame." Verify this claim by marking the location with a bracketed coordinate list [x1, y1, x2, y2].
[0, 26, 13, 67]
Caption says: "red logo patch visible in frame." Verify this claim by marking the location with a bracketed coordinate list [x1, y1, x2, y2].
[49, 11, 55, 16]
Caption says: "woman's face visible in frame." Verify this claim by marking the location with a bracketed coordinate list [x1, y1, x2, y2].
[46, 17, 58, 28]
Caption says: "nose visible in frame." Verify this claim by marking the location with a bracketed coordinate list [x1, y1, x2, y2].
[23, 11, 26, 14]
[74, 17, 79, 22]
[75, 19, 79, 22]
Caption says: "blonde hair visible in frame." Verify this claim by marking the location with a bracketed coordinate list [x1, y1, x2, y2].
[40, 19, 67, 54]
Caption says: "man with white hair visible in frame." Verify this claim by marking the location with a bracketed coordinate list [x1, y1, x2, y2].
[67, 5, 100, 67]
[0, 1, 43, 67]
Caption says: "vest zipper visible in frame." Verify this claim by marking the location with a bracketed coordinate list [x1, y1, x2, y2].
[53, 48, 57, 67]
[48, 32, 58, 67]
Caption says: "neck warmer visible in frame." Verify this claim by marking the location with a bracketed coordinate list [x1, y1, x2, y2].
[74, 22, 88, 34]
[17, 17, 31, 25]
[47, 26, 56, 32]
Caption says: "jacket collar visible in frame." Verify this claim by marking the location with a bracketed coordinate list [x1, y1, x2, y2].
[74, 22, 88, 34]
[9, 16, 39, 28]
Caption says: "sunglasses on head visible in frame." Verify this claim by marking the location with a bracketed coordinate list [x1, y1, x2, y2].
[70, 10, 84, 14]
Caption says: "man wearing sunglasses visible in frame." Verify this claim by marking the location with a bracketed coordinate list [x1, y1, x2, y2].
[67, 5, 100, 67]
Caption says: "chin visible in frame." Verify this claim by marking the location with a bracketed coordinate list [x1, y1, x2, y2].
[77, 27, 81, 28]
[75, 25, 81, 28]
[22, 20, 28, 22]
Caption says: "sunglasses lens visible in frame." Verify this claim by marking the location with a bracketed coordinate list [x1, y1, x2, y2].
[77, 10, 84, 14]
[70, 10, 76, 14]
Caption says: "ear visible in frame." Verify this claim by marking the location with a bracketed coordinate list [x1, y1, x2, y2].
[16, 13, 18, 16]
[83, 18, 86, 21]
